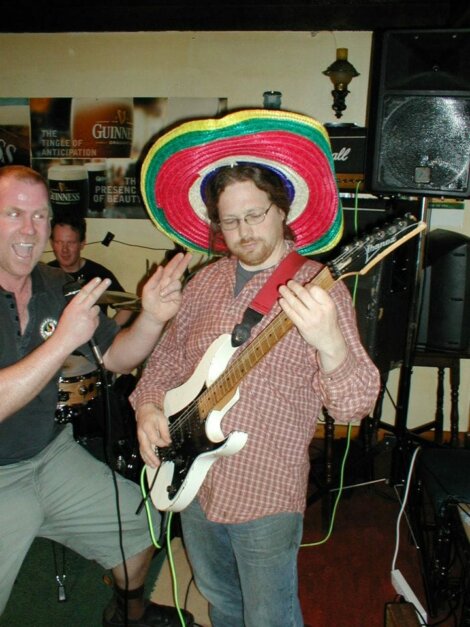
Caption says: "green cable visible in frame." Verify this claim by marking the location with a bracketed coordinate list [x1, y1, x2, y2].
[140, 466, 162, 550]
[350, 180, 361, 306]
[165, 515, 188, 626]
[301, 419, 352, 547]
[303, 181, 362, 547]
[139, 466, 188, 626]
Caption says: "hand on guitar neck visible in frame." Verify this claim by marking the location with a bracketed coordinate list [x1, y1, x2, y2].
[278, 281, 348, 372]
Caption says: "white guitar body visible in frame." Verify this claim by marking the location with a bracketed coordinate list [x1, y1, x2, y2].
[146, 334, 248, 512]
[143, 215, 426, 513]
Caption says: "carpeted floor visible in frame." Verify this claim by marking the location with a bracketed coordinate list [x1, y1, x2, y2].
[300, 435, 426, 627]
[300, 482, 419, 626]
[0, 538, 166, 627]
[153, 537, 210, 627]
[1, 438, 462, 626]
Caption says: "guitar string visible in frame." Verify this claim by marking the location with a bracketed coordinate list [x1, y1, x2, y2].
[163, 310, 297, 443]
[163, 266, 335, 443]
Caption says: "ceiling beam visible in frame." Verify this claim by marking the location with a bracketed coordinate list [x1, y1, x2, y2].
[1, 1, 467, 33]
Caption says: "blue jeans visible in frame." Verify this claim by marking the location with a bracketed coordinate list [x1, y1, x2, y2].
[180, 499, 304, 627]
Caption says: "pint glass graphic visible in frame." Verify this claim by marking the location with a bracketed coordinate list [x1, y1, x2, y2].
[70, 98, 133, 159]
[85, 161, 107, 213]
[47, 164, 89, 218]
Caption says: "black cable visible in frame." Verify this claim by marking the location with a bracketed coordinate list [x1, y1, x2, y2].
[105, 241, 172, 252]
[43, 242, 172, 254]
[100, 366, 130, 627]
[183, 575, 194, 612]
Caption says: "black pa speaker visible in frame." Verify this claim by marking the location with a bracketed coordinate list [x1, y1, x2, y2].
[366, 29, 470, 198]
[417, 229, 470, 354]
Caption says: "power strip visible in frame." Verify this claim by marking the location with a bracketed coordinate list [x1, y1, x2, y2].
[391, 569, 428, 624]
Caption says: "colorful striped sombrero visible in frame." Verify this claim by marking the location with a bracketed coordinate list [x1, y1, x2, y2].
[140, 109, 343, 256]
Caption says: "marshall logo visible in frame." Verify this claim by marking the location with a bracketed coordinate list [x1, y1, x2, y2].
[326, 125, 366, 190]
[326, 126, 366, 175]
[332, 147, 352, 162]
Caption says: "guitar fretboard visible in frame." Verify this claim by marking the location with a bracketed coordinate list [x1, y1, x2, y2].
[197, 265, 335, 419]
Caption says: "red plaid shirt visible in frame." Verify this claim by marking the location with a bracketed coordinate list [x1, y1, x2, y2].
[130, 245, 380, 523]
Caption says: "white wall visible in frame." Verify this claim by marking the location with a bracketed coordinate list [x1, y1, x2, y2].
[1, 30, 468, 434]
[2, 31, 374, 283]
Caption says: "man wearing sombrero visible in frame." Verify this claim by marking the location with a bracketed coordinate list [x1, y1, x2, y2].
[130, 109, 380, 626]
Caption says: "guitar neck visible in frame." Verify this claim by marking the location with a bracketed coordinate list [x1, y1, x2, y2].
[197, 265, 335, 418]
[195, 214, 426, 420]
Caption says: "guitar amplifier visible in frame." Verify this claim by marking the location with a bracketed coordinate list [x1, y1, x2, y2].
[325, 123, 367, 191]
[314, 197, 422, 374]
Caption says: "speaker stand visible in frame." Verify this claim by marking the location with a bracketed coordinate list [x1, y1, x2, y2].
[377, 196, 431, 483]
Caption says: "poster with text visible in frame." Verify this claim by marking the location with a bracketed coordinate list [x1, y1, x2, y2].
[0, 98, 31, 168]
[0, 97, 227, 219]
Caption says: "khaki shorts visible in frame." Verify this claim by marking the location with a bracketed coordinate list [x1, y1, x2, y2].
[0, 425, 161, 614]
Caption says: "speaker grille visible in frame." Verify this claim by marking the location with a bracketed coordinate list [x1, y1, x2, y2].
[367, 29, 470, 198]
[377, 95, 470, 196]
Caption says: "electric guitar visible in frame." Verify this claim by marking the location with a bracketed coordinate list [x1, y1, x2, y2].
[146, 214, 426, 512]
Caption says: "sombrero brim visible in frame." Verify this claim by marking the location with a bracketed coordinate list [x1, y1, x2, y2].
[141, 109, 343, 255]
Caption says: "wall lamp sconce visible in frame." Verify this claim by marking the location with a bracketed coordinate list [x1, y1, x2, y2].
[322, 48, 360, 118]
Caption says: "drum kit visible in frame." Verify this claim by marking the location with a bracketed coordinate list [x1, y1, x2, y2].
[97, 290, 142, 311]
[56, 354, 102, 436]
[55, 289, 143, 482]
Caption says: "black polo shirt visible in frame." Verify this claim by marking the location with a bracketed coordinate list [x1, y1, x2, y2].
[48, 257, 126, 316]
[0, 263, 118, 464]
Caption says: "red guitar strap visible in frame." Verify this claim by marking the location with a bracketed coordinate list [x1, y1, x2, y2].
[250, 250, 306, 314]
[231, 251, 307, 346]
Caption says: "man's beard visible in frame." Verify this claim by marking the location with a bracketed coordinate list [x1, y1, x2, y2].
[231, 237, 274, 268]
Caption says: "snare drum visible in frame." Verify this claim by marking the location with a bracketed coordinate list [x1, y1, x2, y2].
[55, 355, 103, 439]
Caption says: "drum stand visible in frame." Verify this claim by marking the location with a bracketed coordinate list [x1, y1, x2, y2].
[51, 541, 67, 602]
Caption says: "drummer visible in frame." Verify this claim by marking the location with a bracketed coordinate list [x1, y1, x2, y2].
[49, 213, 134, 326]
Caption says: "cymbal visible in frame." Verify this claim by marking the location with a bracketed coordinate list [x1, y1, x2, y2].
[112, 300, 142, 312]
[97, 290, 138, 305]
[60, 354, 96, 378]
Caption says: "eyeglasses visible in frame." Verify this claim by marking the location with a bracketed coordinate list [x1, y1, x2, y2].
[217, 203, 273, 231]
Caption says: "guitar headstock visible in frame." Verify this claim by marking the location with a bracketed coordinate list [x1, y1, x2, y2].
[328, 213, 427, 280]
